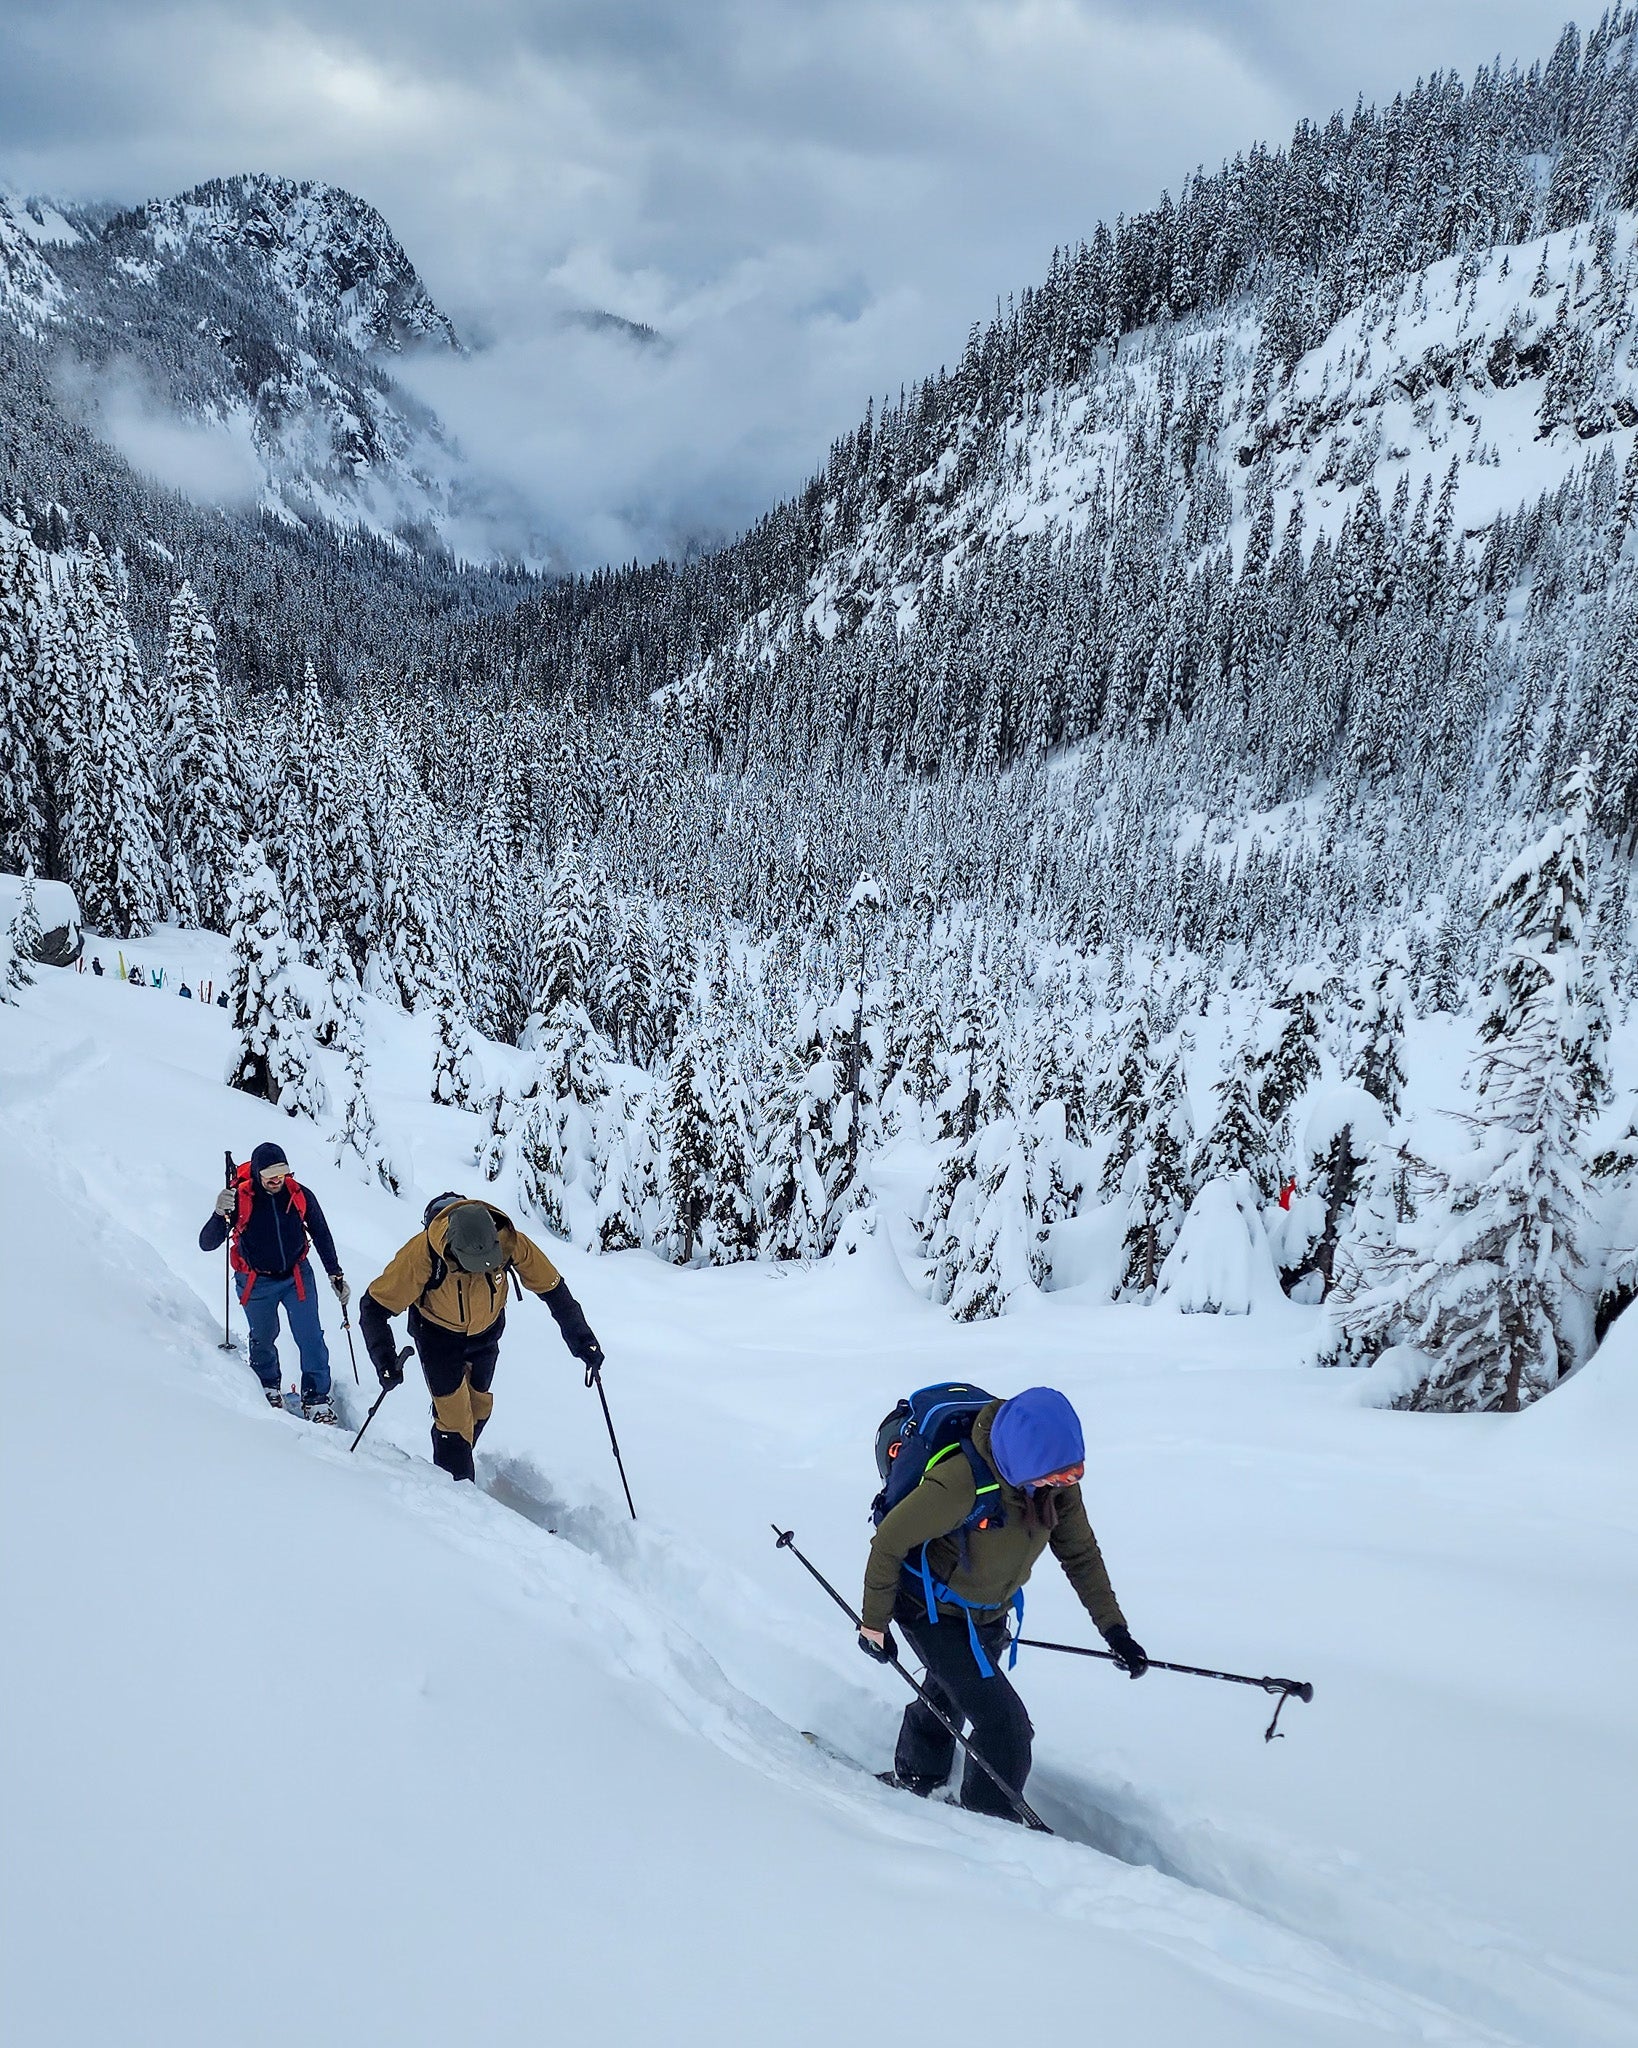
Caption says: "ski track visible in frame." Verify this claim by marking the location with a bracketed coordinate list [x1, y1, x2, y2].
[473, 1457, 1632, 2048]
[7, 1052, 1633, 2048]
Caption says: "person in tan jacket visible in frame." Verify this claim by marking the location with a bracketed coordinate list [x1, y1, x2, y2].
[360, 1194, 604, 1481]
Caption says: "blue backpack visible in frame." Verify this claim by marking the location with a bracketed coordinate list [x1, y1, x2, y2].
[871, 1382, 1020, 1676]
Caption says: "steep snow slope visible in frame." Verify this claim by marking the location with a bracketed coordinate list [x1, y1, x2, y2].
[4, 948, 1636, 2048]
[786, 213, 1638, 656]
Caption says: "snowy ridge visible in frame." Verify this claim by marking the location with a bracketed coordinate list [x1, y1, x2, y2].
[112, 174, 462, 356]
[5, 933, 1636, 2046]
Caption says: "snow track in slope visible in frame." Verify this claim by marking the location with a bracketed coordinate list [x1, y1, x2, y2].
[471, 1457, 1614, 2048]
[7, 971, 1633, 2048]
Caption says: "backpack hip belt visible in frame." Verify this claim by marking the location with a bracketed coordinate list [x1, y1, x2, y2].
[907, 1555, 1024, 1680]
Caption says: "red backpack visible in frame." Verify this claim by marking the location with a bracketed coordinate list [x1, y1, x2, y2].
[229, 1160, 312, 1298]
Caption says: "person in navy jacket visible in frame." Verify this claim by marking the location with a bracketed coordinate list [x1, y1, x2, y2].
[200, 1142, 349, 1422]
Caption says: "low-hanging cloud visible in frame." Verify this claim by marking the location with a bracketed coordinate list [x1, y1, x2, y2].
[4, 0, 1578, 568]
[50, 351, 265, 509]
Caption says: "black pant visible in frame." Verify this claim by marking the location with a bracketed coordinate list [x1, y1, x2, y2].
[410, 1305, 504, 1482]
[892, 1589, 1033, 1820]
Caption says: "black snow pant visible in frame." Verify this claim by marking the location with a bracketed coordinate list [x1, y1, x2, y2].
[409, 1304, 505, 1482]
[892, 1588, 1033, 1821]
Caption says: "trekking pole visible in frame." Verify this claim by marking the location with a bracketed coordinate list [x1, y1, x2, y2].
[348, 1348, 412, 1454]
[1015, 1637, 1315, 1742]
[772, 1527, 1052, 1834]
[587, 1361, 637, 1519]
[219, 1149, 236, 1351]
[341, 1309, 361, 1385]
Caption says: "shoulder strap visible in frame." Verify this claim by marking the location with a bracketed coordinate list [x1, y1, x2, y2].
[957, 1438, 1004, 1527]
[422, 1229, 448, 1298]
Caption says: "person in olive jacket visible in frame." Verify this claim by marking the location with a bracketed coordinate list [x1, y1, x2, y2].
[860, 1386, 1146, 1819]
[360, 1195, 604, 1482]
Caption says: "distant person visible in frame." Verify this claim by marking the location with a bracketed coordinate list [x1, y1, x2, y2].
[360, 1195, 603, 1481]
[199, 1142, 349, 1423]
[860, 1385, 1146, 1820]
[180, 984, 192, 999]
[91, 956, 103, 977]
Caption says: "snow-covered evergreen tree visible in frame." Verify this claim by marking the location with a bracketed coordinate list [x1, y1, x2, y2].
[1193, 1056, 1276, 1195]
[62, 540, 163, 937]
[1116, 1047, 1195, 1300]
[1347, 954, 1409, 1119]
[1324, 767, 1597, 1409]
[661, 1030, 714, 1264]
[596, 1084, 665, 1253]
[430, 973, 486, 1110]
[0, 522, 45, 875]
[162, 583, 240, 929]
[514, 1092, 573, 1241]
[223, 840, 307, 1106]
[7, 864, 42, 986]
[1253, 964, 1328, 1132]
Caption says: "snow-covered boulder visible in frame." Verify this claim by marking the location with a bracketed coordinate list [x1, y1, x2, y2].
[0, 873, 82, 965]
[1157, 1172, 1277, 1315]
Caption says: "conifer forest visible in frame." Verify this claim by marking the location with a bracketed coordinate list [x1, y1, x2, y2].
[9, 12, 1638, 1415]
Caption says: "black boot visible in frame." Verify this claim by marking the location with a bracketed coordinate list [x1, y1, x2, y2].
[431, 1427, 475, 1482]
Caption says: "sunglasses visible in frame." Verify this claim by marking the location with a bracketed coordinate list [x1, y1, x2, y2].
[1033, 1462, 1085, 1488]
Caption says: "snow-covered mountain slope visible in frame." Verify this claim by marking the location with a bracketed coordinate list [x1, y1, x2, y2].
[111, 175, 461, 355]
[5, 943, 1635, 2047]
[0, 172, 531, 553]
[771, 211, 1638, 656]
[0, 189, 66, 332]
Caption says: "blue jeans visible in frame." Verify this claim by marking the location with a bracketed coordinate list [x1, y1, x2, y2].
[240, 1259, 331, 1400]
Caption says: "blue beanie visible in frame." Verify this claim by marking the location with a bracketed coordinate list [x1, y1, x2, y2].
[989, 1387, 1085, 1488]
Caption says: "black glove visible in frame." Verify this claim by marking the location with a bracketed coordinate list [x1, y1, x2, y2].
[540, 1280, 602, 1378]
[1104, 1624, 1149, 1678]
[377, 1344, 411, 1393]
[858, 1627, 897, 1664]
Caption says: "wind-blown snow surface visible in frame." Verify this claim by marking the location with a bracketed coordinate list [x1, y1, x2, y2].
[4, 942, 1636, 2048]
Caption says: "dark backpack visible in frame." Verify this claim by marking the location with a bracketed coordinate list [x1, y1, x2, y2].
[871, 1382, 1003, 1533]
[871, 1381, 1019, 1676]
[418, 1192, 521, 1304]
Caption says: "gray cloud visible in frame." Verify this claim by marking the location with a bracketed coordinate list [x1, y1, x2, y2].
[0, 0, 1579, 566]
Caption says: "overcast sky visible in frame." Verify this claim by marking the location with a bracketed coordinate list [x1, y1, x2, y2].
[1, 0, 1580, 566]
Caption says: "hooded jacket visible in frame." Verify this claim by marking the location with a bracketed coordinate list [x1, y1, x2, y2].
[862, 1402, 1126, 1638]
[199, 1142, 340, 1280]
[363, 1202, 565, 1337]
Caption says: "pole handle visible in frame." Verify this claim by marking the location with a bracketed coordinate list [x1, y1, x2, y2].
[348, 1348, 412, 1453]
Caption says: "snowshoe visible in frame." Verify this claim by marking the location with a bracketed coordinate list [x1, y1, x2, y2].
[302, 1396, 339, 1426]
[262, 1386, 284, 1410]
